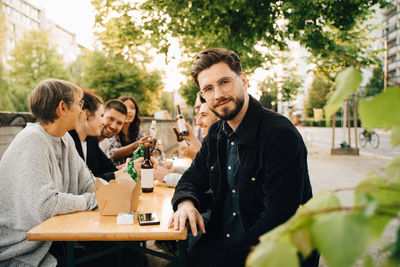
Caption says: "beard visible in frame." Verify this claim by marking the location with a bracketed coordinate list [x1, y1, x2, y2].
[210, 88, 245, 121]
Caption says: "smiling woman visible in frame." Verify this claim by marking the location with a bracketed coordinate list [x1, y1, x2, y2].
[68, 91, 118, 181]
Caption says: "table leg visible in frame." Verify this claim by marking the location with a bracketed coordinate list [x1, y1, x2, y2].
[66, 242, 74, 267]
[177, 240, 187, 267]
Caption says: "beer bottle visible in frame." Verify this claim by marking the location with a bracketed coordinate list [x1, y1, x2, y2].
[125, 161, 138, 182]
[132, 144, 144, 160]
[176, 104, 188, 136]
[141, 142, 154, 193]
[173, 127, 188, 147]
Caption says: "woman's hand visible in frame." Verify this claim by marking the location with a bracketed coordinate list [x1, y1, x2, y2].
[154, 165, 176, 183]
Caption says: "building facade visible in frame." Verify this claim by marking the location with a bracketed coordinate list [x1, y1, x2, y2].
[0, 0, 86, 66]
[382, 0, 400, 86]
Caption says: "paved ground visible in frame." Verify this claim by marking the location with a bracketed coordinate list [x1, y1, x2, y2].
[145, 143, 399, 267]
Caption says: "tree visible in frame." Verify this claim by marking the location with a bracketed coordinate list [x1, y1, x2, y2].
[308, 21, 383, 83]
[82, 51, 164, 115]
[67, 54, 89, 87]
[0, 2, 7, 63]
[160, 91, 174, 114]
[7, 30, 68, 111]
[179, 81, 198, 107]
[360, 63, 384, 98]
[0, 4, 10, 111]
[259, 49, 302, 111]
[304, 74, 332, 118]
[92, 0, 389, 73]
[0, 64, 10, 111]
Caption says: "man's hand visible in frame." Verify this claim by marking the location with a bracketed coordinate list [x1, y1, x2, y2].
[168, 200, 206, 237]
[138, 135, 154, 144]
[179, 123, 201, 159]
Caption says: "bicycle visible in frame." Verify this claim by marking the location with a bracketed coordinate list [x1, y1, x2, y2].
[359, 128, 380, 149]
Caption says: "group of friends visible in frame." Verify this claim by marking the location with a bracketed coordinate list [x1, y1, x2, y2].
[0, 48, 319, 267]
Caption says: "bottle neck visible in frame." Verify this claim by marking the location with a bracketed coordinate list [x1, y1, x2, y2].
[143, 145, 153, 167]
[144, 145, 150, 159]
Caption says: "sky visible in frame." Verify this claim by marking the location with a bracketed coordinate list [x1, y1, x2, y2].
[30, 0, 95, 49]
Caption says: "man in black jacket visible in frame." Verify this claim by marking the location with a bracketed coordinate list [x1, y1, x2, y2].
[169, 48, 318, 267]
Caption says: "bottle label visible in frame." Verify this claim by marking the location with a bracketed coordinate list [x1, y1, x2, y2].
[177, 119, 187, 133]
[141, 169, 154, 188]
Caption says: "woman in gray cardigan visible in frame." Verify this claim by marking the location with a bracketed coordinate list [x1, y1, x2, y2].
[0, 79, 97, 266]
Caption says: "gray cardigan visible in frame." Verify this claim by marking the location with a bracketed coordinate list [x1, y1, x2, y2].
[0, 123, 97, 266]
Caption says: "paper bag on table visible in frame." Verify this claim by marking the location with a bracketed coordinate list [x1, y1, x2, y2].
[95, 178, 141, 216]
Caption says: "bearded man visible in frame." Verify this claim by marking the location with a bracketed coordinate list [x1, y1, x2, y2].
[168, 48, 319, 267]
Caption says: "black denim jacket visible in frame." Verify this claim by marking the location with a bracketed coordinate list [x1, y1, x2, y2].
[172, 95, 313, 254]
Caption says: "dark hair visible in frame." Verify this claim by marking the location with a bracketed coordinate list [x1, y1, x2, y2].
[198, 92, 206, 103]
[191, 48, 242, 87]
[28, 78, 81, 124]
[104, 99, 127, 115]
[82, 90, 103, 117]
[118, 95, 141, 144]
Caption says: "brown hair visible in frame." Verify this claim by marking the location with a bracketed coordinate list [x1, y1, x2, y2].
[191, 48, 242, 87]
[118, 95, 141, 144]
[28, 78, 81, 124]
[82, 90, 103, 118]
[104, 99, 127, 115]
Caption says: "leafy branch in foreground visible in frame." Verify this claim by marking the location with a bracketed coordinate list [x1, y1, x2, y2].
[247, 69, 400, 267]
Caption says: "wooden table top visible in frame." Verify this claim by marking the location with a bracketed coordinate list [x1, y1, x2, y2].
[27, 185, 187, 241]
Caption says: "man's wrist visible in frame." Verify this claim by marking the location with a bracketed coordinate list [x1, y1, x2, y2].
[178, 199, 194, 209]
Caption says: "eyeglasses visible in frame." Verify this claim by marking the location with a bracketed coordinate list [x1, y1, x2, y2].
[200, 73, 241, 100]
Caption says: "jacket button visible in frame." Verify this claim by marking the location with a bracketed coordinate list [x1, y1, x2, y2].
[251, 177, 256, 182]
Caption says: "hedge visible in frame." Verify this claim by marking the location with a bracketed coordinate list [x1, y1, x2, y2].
[303, 118, 361, 127]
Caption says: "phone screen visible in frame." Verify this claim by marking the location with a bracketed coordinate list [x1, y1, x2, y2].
[138, 212, 160, 225]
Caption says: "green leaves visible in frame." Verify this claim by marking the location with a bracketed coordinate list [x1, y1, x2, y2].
[324, 67, 362, 119]
[386, 157, 400, 184]
[356, 178, 400, 209]
[311, 212, 369, 267]
[83, 51, 163, 115]
[303, 189, 341, 211]
[247, 66, 400, 267]
[358, 87, 400, 130]
[7, 30, 69, 111]
[246, 240, 299, 267]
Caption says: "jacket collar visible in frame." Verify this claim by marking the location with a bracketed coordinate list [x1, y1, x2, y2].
[213, 95, 262, 146]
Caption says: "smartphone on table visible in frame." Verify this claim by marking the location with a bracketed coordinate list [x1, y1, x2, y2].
[138, 212, 160, 226]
